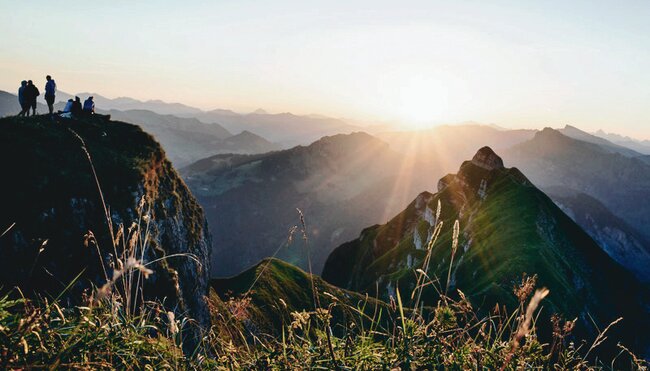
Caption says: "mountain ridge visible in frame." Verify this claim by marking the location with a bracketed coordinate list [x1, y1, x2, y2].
[322, 147, 650, 353]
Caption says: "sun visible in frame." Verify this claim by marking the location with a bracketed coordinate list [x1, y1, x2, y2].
[395, 79, 449, 129]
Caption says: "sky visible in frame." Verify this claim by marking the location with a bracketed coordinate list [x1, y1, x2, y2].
[1, 0, 649, 138]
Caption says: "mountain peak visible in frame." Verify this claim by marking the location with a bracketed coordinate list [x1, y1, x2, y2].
[471, 146, 504, 170]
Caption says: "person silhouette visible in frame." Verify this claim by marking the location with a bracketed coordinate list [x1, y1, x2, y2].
[44, 75, 57, 115]
[71, 96, 83, 117]
[17, 80, 28, 116]
[83, 96, 95, 114]
[24, 80, 40, 116]
[62, 99, 73, 113]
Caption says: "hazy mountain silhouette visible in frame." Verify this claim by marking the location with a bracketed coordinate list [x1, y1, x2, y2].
[182, 132, 436, 277]
[56, 91, 203, 116]
[377, 124, 536, 175]
[103, 109, 279, 167]
[505, 128, 650, 244]
[559, 124, 645, 158]
[185, 110, 362, 147]
[55, 91, 363, 147]
[593, 129, 650, 155]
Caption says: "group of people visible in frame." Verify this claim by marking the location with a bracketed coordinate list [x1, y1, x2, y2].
[17, 75, 95, 118]
[17, 80, 41, 116]
[60, 96, 95, 118]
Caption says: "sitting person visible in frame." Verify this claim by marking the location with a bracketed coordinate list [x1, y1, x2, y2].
[58, 98, 75, 118]
[62, 99, 73, 113]
[82, 96, 95, 114]
[71, 96, 83, 117]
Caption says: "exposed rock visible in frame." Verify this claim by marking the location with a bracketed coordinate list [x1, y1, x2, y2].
[471, 146, 504, 170]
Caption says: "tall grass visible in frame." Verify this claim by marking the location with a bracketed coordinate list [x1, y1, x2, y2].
[1, 206, 648, 369]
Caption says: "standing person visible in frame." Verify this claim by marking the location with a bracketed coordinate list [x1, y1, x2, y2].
[82, 96, 95, 114]
[17, 80, 28, 116]
[24, 80, 40, 116]
[44, 75, 56, 115]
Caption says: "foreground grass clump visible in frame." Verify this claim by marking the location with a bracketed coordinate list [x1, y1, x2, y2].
[2, 279, 647, 370]
[0, 293, 201, 369]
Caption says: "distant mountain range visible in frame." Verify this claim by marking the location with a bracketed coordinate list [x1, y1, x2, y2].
[505, 128, 650, 256]
[376, 124, 537, 175]
[56, 91, 362, 147]
[100, 109, 279, 167]
[179, 121, 650, 284]
[55, 91, 204, 116]
[593, 129, 650, 155]
[182, 132, 436, 277]
[559, 124, 649, 159]
[0, 90, 280, 167]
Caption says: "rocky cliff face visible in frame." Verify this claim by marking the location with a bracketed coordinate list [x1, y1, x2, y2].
[0, 115, 211, 330]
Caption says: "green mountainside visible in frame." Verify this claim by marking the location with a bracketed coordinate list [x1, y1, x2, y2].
[210, 258, 399, 336]
[322, 147, 650, 353]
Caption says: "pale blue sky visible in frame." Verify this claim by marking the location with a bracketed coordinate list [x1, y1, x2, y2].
[1, 0, 649, 137]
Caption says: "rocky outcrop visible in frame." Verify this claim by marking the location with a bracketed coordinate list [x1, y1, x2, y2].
[0, 115, 211, 334]
[471, 146, 504, 170]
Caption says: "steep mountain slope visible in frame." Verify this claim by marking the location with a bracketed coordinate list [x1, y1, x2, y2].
[505, 128, 650, 244]
[547, 186, 650, 283]
[104, 109, 278, 166]
[0, 115, 212, 330]
[322, 147, 649, 352]
[182, 132, 435, 277]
